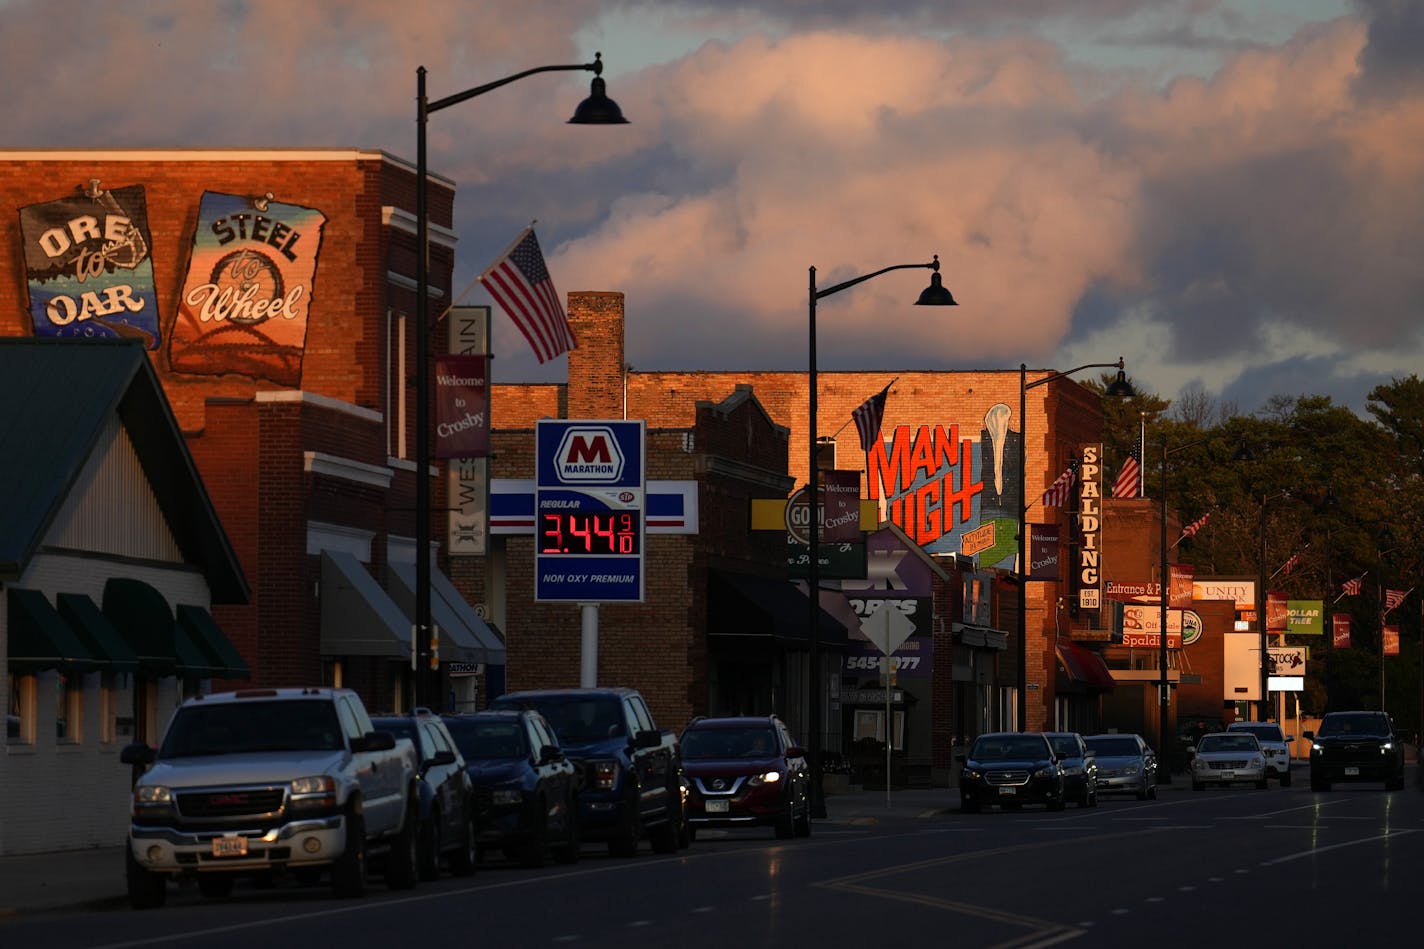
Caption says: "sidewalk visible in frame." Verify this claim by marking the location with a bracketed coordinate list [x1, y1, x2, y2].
[0, 787, 956, 918]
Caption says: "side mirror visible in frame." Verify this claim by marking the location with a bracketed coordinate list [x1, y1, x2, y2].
[355, 730, 397, 753]
[784, 745, 806, 759]
[1285, 735, 1295, 743]
[426, 749, 457, 771]
[633, 729, 661, 750]
[538, 744, 563, 765]
[1302, 730, 1315, 741]
[120, 742, 155, 766]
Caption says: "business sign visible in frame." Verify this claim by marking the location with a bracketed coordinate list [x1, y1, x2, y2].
[433, 354, 488, 459]
[1077, 444, 1103, 609]
[1287, 600, 1324, 635]
[1384, 625, 1400, 656]
[840, 529, 936, 679]
[19, 184, 162, 348]
[785, 470, 860, 544]
[447, 307, 490, 556]
[535, 419, 645, 602]
[1267, 646, 1306, 692]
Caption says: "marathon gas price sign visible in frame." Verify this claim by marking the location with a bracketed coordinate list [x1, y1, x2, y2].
[535, 420, 645, 602]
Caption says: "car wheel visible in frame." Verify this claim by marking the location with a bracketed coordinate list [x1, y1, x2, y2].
[197, 874, 234, 899]
[794, 797, 812, 837]
[125, 847, 167, 910]
[518, 797, 550, 868]
[450, 812, 478, 877]
[384, 800, 420, 890]
[960, 796, 980, 814]
[774, 797, 796, 839]
[607, 789, 641, 858]
[687, 826, 698, 842]
[554, 795, 581, 864]
[417, 811, 441, 882]
[330, 808, 366, 898]
[1078, 783, 1092, 808]
[650, 781, 682, 853]
[1136, 781, 1150, 801]
[1048, 794, 1066, 812]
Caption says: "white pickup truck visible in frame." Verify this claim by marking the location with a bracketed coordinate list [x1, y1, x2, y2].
[119, 687, 420, 908]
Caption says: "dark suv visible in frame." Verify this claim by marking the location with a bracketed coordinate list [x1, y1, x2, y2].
[680, 716, 811, 839]
[369, 712, 477, 881]
[1304, 711, 1405, 791]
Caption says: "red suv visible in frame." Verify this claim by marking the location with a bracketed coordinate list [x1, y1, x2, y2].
[680, 716, 811, 840]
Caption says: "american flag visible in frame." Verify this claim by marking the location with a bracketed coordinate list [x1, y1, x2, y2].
[1341, 574, 1365, 596]
[1385, 588, 1409, 611]
[1040, 460, 1079, 508]
[1181, 511, 1211, 539]
[1279, 550, 1303, 576]
[479, 227, 575, 364]
[852, 382, 892, 453]
[1111, 447, 1141, 499]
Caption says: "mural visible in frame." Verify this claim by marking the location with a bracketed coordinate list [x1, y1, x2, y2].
[168, 191, 326, 386]
[840, 528, 936, 680]
[866, 403, 1019, 567]
[19, 184, 162, 348]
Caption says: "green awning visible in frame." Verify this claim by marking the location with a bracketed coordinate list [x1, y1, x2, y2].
[7, 588, 96, 672]
[56, 593, 139, 674]
[101, 577, 178, 675]
[176, 604, 250, 679]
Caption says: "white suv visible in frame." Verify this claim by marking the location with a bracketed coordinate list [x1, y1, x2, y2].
[1226, 721, 1293, 786]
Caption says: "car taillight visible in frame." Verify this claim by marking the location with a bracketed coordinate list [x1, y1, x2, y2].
[590, 760, 619, 790]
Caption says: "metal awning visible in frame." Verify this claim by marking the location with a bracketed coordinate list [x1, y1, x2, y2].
[319, 550, 412, 660]
[707, 571, 848, 648]
[7, 588, 96, 672]
[176, 605, 250, 679]
[951, 622, 1009, 650]
[385, 561, 506, 665]
[1057, 640, 1116, 691]
[56, 593, 138, 674]
[101, 577, 181, 675]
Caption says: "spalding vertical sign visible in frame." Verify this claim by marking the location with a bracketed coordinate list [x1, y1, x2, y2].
[1077, 444, 1102, 609]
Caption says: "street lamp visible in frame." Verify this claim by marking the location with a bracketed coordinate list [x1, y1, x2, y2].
[806, 257, 957, 817]
[412, 55, 627, 709]
[1156, 433, 1211, 782]
[1016, 360, 1132, 732]
[1231, 442, 1292, 722]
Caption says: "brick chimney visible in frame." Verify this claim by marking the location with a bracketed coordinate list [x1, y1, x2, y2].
[566, 291, 626, 419]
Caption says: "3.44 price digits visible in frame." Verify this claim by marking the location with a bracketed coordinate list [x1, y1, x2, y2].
[540, 511, 640, 555]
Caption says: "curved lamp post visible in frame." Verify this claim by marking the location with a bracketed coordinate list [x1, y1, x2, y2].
[412, 55, 627, 708]
[807, 257, 957, 817]
[1016, 359, 1132, 732]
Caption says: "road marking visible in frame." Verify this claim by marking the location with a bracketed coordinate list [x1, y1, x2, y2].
[1259, 828, 1421, 866]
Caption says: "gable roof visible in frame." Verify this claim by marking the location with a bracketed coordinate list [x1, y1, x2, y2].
[0, 339, 248, 602]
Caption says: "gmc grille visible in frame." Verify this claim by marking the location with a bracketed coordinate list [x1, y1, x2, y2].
[176, 787, 286, 820]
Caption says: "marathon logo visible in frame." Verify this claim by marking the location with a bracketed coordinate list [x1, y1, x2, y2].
[554, 426, 626, 483]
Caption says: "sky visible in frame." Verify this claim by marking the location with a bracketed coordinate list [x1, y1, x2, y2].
[4, 0, 1420, 417]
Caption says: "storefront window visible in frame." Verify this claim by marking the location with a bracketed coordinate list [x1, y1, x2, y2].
[8, 674, 35, 745]
[56, 673, 83, 743]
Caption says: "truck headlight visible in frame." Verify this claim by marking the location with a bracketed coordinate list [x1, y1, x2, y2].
[289, 775, 336, 810]
[132, 785, 173, 818]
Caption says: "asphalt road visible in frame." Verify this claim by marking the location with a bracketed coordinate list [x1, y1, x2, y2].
[6, 778, 1422, 949]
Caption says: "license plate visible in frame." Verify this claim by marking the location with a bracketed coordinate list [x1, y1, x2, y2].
[1219, 771, 1234, 780]
[999, 786, 1016, 796]
[211, 836, 247, 857]
[1345, 767, 1359, 776]
[705, 799, 729, 814]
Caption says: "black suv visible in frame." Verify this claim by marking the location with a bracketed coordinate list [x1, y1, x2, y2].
[680, 716, 811, 839]
[369, 712, 478, 881]
[444, 708, 581, 867]
[1304, 711, 1406, 791]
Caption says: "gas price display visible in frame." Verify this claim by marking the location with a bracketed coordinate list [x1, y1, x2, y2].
[539, 510, 641, 555]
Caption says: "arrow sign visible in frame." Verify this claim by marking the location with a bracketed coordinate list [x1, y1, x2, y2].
[861, 601, 916, 655]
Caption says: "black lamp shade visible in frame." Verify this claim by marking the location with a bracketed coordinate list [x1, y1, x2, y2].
[915, 271, 958, 306]
[1105, 370, 1134, 398]
[569, 76, 629, 124]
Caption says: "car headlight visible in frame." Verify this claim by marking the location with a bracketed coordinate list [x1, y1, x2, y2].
[1032, 767, 1056, 780]
[962, 768, 982, 781]
[1251, 755, 1264, 768]
[747, 770, 782, 787]
[289, 775, 337, 810]
[132, 785, 173, 818]
[1123, 763, 1139, 775]
[1311, 742, 1324, 754]
[1380, 742, 1393, 753]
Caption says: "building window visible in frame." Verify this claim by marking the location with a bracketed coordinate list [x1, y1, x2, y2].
[8, 674, 35, 745]
[56, 672, 83, 744]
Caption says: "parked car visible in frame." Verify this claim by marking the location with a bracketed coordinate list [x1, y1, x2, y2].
[1190, 731, 1268, 791]
[369, 712, 478, 880]
[1084, 733, 1157, 800]
[443, 709, 581, 867]
[959, 732, 1065, 813]
[1043, 732, 1098, 807]
[1226, 721, 1293, 786]
[680, 715, 811, 839]
[1304, 710, 1406, 791]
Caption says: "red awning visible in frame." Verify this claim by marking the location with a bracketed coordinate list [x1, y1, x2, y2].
[1056, 641, 1116, 691]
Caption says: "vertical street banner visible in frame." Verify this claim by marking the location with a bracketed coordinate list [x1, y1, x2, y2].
[447, 307, 491, 556]
[168, 191, 327, 386]
[433, 355, 488, 459]
[1077, 443, 1102, 609]
[1026, 523, 1060, 580]
[1332, 614, 1351, 648]
[1383, 625, 1399, 656]
[820, 470, 862, 543]
[1266, 591, 1289, 632]
[1169, 563, 1195, 608]
[20, 185, 162, 348]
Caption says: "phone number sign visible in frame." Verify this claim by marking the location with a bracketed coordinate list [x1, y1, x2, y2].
[535, 420, 645, 602]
